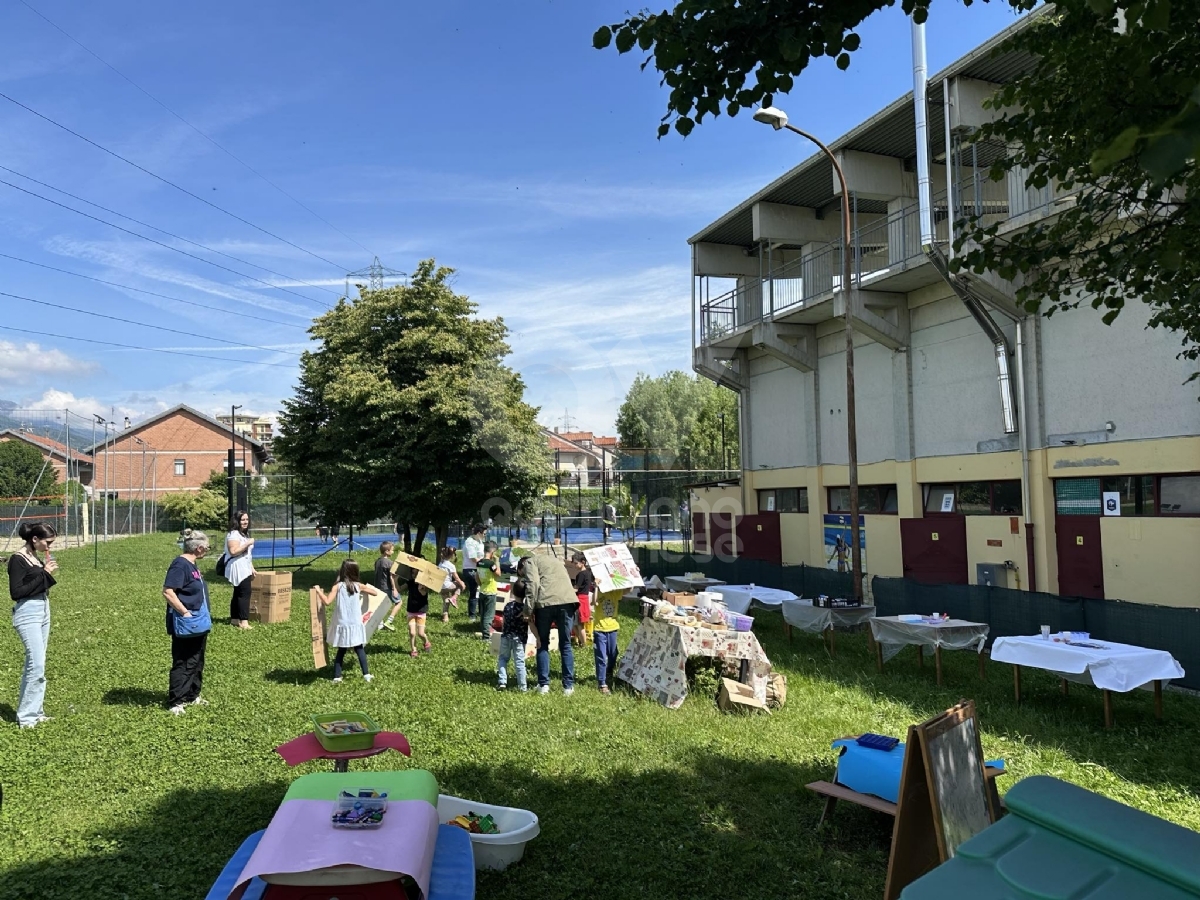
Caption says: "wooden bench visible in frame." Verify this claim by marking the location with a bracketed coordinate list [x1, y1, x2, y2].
[807, 765, 1006, 827]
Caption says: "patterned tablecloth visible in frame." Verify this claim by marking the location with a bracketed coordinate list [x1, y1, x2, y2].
[616, 617, 772, 709]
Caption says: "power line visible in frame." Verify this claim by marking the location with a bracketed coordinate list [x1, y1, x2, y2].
[0, 164, 340, 298]
[0, 252, 309, 331]
[0, 89, 352, 272]
[0, 323, 299, 369]
[17, 0, 376, 259]
[0, 288, 303, 357]
[0, 177, 330, 308]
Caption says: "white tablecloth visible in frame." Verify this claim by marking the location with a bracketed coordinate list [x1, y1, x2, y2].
[781, 598, 876, 634]
[990, 635, 1185, 693]
[870, 616, 990, 663]
[710, 585, 798, 615]
[663, 575, 728, 593]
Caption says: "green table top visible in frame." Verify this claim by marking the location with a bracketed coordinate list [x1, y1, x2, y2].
[902, 776, 1200, 900]
[282, 769, 438, 806]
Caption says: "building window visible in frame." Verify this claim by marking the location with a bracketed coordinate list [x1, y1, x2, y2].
[1159, 475, 1200, 515]
[828, 484, 897, 514]
[925, 481, 1022, 516]
[1100, 475, 1155, 516]
[174, 459, 186, 477]
[757, 488, 808, 513]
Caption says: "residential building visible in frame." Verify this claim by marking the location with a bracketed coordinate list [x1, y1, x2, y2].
[216, 412, 275, 450]
[688, 17, 1200, 606]
[0, 429, 92, 488]
[543, 428, 619, 487]
[83, 404, 269, 499]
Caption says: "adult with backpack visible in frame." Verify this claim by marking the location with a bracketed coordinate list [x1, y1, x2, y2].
[220, 510, 257, 629]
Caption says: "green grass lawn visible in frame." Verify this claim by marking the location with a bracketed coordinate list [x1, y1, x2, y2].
[2, 534, 1200, 899]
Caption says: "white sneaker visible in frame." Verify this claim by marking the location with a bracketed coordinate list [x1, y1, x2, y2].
[332, 676, 343, 683]
[363, 674, 374, 683]
[18, 721, 38, 729]
[35, 714, 54, 723]
[537, 685, 550, 695]
[168, 704, 187, 716]
[563, 687, 575, 697]
[189, 697, 209, 707]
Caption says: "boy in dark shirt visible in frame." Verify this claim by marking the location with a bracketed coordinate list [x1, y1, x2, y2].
[376, 542, 403, 631]
[496, 595, 529, 691]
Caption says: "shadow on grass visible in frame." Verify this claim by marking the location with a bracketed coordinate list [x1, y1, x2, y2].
[264, 668, 328, 686]
[451, 666, 499, 688]
[102, 687, 163, 707]
[0, 702, 14, 722]
[0, 753, 886, 900]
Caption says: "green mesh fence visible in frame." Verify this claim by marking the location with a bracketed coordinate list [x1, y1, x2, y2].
[632, 548, 1200, 690]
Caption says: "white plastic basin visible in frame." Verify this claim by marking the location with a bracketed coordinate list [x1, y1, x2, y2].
[436, 793, 540, 871]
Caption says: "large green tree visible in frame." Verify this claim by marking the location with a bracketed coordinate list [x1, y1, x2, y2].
[616, 371, 739, 471]
[0, 440, 59, 503]
[274, 259, 551, 553]
[595, 1, 1200, 370]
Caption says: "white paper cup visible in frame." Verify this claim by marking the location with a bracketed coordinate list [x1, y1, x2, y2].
[1040, 625, 1051, 640]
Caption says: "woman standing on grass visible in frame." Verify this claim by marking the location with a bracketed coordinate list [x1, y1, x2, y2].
[224, 510, 257, 629]
[7, 521, 59, 729]
[162, 529, 213, 715]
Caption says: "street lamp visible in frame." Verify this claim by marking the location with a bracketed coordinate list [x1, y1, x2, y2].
[753, 106, 863, 604]
[134, 437, 147, 534]
[230, 404, 242, 520]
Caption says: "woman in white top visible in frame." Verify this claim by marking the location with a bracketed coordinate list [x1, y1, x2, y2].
[224, 510, 257, 629]
[319, 559, 384, 682]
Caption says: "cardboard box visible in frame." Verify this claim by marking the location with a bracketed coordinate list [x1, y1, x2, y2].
[310, 587, 327, 669]
[391, 552, 445, 592]
[718, 677, 768, 713]
[249, 571, 293, 623]
[663, 591, 697, 607]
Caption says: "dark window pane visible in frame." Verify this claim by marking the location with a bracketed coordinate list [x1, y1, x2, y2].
[992, 481, 1022, 515]
[777, 488, 799, 513]
[959, 482, 991, 515]
[757, 490, 775, 513]
[828, 488, 849, 513]
[796, 488, 809, 513]
[1160, 476, 1200, 515]
[881, 486, 898, 513]
[925, 484, 955, 513]
[1102, 476, 1136, 516]
[858, 488, 882, 514]
[1139, 475, 1155, 515]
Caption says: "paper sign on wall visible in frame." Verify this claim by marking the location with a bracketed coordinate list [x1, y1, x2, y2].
[583, 543, 644, 594]
[1102, 491, 1121, 516]
[940, 493, 955, 513]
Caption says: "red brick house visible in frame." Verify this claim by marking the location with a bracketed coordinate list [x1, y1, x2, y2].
[0, 429, 92, 487]
[83, 404, 269, 499]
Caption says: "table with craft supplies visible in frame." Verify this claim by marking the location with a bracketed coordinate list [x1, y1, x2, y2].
[663, 575, 727, 593]
[709, 584, 798, 615]
[275, 730, 413, 773]
[990, 633, 1185, 727]
[616, 616, 772, 709]
[781, 598, 876, 656]
[870, 615, 990, 685]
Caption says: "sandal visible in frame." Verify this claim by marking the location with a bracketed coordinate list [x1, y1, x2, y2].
[423, 641, 432, 652]
[410, 650, 419, 658]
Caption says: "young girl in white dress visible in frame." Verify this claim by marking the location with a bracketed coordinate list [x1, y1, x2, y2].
[321, 560, 384, 683]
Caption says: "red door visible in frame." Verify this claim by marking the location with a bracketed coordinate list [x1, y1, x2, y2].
[692, 513, 708, 554]
[1055, 516, 1104, 599]
[709, 512, 740, 559]
[736, 514, 782, 565]
[900, 517, 968, 584]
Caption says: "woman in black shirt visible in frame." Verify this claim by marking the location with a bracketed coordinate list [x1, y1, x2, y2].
[7, 521, 59, 729]
[162, 529, 213, 715]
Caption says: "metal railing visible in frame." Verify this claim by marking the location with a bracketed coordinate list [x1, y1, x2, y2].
[698, 179, 1016, 344]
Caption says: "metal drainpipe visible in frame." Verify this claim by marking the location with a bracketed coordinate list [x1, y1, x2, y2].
[913, 21, 934, 246]
[1015, 319, 1037, 592]
[944, 77, 956, 255]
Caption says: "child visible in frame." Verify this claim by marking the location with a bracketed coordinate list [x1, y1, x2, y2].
[376, 541, 403, 631]
[321, 560, 384, 683]
[571, 551, 594, 647]
[593, 587, 622, 694]
[406, 579, 432, 658]
[475, 541, 501, 640]
[438, 545, 466, 623]
[497, 590, 529, 692]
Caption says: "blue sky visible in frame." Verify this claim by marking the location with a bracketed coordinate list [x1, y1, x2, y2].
[0, 0, 1025, 434]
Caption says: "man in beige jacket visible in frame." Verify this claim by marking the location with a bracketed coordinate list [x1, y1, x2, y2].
[518, 553, 578, 695]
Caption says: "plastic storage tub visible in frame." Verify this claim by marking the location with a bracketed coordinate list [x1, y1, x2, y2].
[331, 788, 389, 829]
[311, 712, 380, 752]
[437, 793, 540, 871]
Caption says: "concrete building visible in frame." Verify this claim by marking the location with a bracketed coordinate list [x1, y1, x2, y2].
[216, 412, 275, 451]
[84, 404, 269, 500]
[688, 18, 1200, 607]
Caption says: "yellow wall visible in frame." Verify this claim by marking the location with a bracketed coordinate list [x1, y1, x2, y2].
[780, 513, 811, 566]
[965, 516, 1028, 588]
[1101, 517, 1200, 607]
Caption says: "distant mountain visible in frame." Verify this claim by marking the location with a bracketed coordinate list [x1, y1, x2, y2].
[0, 400, 17, 411]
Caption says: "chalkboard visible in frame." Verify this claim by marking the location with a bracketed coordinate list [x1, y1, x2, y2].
[918, 702, 994, 859]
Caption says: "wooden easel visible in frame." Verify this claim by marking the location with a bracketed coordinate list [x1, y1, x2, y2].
[883, 700, 998, 900]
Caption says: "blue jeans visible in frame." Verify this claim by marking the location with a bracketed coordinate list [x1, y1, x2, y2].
[497, 634, 527, 690]
[463, 570, 479, 618]
[594, 629, 619, 688]
[12, 595, 50, 726]
[535, 605, 575, 689]
[479, 594, 498, 637]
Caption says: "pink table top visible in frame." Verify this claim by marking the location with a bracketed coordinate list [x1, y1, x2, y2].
[275, 731, 412, 767]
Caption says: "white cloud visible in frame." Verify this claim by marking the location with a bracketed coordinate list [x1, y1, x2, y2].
[0, 341, 98, 383]
[15, 388, 158, 423]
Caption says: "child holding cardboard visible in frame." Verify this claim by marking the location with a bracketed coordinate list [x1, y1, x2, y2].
[319, 560, 385, 683]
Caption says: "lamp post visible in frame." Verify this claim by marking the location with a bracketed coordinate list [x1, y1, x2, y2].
[752, 106, 863, 604]
[134, 438, 147, 534]
[230, 404, 242, 521]
[93, 414, 108, 542]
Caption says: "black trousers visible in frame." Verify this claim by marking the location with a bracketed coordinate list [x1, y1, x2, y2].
[230, 577, 253, 621]
[334, 645, 369, 678]
[169, 633, 207, 705]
